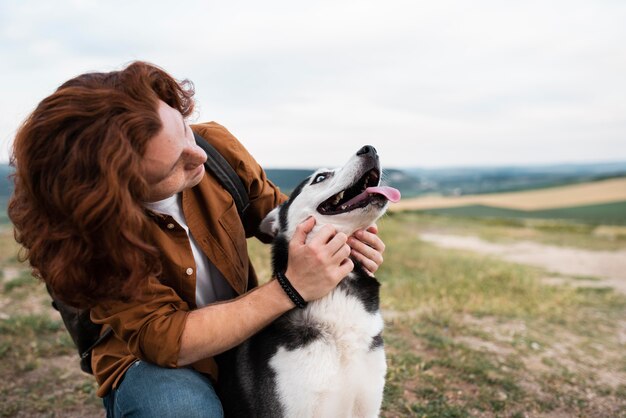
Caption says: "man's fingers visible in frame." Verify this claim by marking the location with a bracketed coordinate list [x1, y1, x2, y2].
[325, 232, 349, 256]
[348, 237, 382, 264]
[352, 229, 385, 253]
[331, 243, 352, 264]
[350, 249, 378, 276]
[366, 223, 378, 235]
[338, 258, 355, 277]
[292, 216, 316, 245]
[310, 224, 337, 247]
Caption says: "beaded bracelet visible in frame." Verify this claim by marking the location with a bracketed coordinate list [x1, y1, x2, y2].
[276, 271, 307, 309]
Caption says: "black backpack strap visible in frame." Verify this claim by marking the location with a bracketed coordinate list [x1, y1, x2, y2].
[47, 284, 113, 374]
[194, 132, 250, 218]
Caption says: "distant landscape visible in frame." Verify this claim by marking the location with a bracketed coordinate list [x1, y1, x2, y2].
[0, 165, 11, 224]
[266, 161, 626, 197]
[2, 161, 626, 225]
[403, 161, 626, 196]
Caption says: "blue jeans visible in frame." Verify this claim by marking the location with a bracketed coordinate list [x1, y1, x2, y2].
[102, 360, 224, 418]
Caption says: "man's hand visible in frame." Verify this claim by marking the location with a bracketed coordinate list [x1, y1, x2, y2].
[284, 217, 354, 302]
[347, 224, 385, 277]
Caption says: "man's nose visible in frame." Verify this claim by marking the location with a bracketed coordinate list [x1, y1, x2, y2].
[185, 143, 208, 167]
[357, 145, 377, 156]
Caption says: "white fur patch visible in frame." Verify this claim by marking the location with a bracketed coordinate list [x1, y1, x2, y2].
[269, 287, 386, 418]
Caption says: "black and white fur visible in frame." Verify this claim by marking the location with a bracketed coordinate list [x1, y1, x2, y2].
[218, 146, 391, 418]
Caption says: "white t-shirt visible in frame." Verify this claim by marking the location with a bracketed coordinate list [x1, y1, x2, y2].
[144, 194, 235, 308]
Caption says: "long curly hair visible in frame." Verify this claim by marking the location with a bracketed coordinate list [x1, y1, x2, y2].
[8, 61, 195, 308]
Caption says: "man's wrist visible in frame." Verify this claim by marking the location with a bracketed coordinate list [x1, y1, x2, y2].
[276, 271, 307, 309]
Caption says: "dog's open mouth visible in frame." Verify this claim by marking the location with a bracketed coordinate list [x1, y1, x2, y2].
[317, 169, 401, 215]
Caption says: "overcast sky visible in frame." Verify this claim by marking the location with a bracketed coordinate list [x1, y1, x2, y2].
[1, 0, 625, 168]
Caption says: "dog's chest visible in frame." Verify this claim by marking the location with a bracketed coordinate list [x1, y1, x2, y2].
[298, 285, 383, 351]
[267, 284, 386, 416]
[271, 270, 383, 354]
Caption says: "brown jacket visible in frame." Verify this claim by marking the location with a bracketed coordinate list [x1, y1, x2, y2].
[90, 122, 287, 397]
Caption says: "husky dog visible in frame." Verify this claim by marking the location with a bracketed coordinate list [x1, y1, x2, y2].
[218, 145, 401, 418]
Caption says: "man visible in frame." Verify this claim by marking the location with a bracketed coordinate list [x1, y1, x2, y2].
[8, 61, 386, 417]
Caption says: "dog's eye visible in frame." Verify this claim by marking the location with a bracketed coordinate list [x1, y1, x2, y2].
[312, 173, 329, 184]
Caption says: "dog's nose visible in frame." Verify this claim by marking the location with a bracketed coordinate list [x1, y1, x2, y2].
[357, 145, 377, 156]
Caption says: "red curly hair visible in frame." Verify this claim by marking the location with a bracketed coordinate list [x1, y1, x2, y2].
[8, 61, 195, 308]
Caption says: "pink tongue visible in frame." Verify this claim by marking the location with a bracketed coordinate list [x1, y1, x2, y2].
[341, 186, 402, 208]
[367, 186, 402, 202]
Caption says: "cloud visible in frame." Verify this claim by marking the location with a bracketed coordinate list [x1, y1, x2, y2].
[1, 0, 625, 167]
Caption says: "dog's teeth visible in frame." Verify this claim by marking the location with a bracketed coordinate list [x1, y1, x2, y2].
[338, 191, 344, 199]
[341, 205, 347, 210]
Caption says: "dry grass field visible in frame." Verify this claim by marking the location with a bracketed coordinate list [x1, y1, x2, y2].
[392, 177, 626, 211]
[1, 206, 625, 417]
[372, 213, 626, 417]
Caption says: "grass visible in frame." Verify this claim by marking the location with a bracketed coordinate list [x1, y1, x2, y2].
[378, 213, 626, 318]
[390, 211, 626, 251]
[2, 213, 626, 416]
[3, 271, 36, 293]
[0, 196, 8, 225]
[372, 213, 626, 417]
[0, 228, 103, 417]
[417, 200, 626, 226]
[0, 310, 101, 417]
[393, 177, 626, 213]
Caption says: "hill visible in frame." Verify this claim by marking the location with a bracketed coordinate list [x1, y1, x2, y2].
[265, 162, 626, 198]
[0, 164, 12, 197]
[416, 201, 626, 225]
[2, 161, 626, 200]
[392, 177, 626, 211]
[2, 162, 626, 225]
[405, 161, 626, 196]
[393, 177, 626, 225]
[264, 169, 315, 194]
[0, 165, 11, 224]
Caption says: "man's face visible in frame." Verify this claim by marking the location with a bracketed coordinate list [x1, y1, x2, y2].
[142, 100, 207, 202]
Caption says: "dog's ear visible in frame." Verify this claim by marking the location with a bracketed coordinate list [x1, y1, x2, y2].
[259, 206, 281, 239]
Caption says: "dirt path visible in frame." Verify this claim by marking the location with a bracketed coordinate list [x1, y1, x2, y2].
[419, 233, 626, 295]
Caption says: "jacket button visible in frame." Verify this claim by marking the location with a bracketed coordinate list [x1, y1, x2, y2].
[186, 268, 194, 276]
[166, 223, 175, 230]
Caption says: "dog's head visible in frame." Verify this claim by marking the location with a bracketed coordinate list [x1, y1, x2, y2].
[260, 145, 400, 242]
